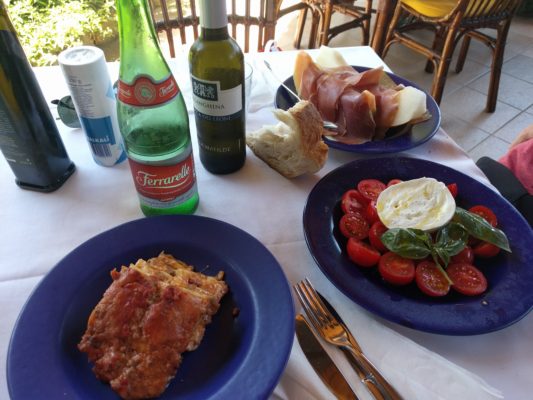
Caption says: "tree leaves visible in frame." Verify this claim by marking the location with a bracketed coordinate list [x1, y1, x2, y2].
[7, 0, 116, 66]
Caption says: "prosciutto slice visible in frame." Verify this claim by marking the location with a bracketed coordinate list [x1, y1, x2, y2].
[336, 90, 377, 144]
[315, 66, 380, 123]
[296, 58, 401, 144]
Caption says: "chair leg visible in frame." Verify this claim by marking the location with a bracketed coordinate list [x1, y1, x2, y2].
[361, 0, 372, 46]
[381, 3, 404, 59]
[431, 20, 460, 104]
[308, 8, 322, 48]
[486, 21, 512, 113]
[293, 8, 308, 49]
[319, 3, 333, 46]
[426, 26, 446, 73]
[455, 33, 471, 73]
[362, 19, 371, 46]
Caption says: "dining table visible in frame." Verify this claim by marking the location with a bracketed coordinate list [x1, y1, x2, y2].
[1, 45, 532, 400]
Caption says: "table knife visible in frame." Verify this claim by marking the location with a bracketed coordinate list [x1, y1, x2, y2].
[295, 314, 359, 400]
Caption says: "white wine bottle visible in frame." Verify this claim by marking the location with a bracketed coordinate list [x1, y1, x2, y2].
[189, 0, 245, 174]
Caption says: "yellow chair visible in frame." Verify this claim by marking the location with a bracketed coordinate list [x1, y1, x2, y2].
[382, 0, 523, 112]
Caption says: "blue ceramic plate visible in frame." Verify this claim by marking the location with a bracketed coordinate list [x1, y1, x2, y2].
[7, 215, 294, 399]
[303, 157, 533, 335]
[274, 66, 441, 153]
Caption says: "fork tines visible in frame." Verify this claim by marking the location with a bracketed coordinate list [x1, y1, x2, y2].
[293, 278, 332, 331]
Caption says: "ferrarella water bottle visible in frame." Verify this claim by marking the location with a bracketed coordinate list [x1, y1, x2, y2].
[0, 0, 75, 192]
[116, 0, 199, 215]
[189, 0, 246, 174]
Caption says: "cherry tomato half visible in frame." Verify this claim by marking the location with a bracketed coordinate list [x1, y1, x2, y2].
[447, 183, 458, 198]
[378, 252, 415, 285]
[469, 205, 498, 227]
[369, 221, 388, 253]
[339, 211, 370, 239]
[357, 179, 386, 202]
[363, 201, 380, 225]
[473, 241, 501, 258]
[346, 238, 381, 267]
[450, 246, 474, 264]
[447, 263, 488, 296]
[341, 189, 368, 214]
[387, 179, 403, 187]
[415, 260, 450, 297]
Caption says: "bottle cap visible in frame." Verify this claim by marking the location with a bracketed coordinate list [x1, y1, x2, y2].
[199, 0, 228, 29]
[58, 46, 104, 66]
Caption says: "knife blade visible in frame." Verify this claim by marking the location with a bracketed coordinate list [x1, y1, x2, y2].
[295, 314, 359, 400]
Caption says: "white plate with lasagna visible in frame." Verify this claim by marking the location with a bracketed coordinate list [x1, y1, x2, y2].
[7, 215, 295, 399]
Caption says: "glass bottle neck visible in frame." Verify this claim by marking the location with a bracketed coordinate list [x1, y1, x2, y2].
[117, 0, 168, 79]
[200, 26, 230, 41]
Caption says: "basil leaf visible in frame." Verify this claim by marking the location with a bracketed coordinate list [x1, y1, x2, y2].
[434, 247, 450, 267]
[434, 222, 469, 262]
[429, 250, 453, 285]
[381, 228, 432, 259]
[453, 208, 511, 252]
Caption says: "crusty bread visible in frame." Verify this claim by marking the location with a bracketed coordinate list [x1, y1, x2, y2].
[246, 100, 328, 178]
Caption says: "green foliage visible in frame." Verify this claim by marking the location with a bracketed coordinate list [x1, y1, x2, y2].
[6, 0, 117, 66]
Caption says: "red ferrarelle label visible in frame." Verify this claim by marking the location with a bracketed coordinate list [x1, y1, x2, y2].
[118, 74, 179, 107]
[128, 155, 196, 202]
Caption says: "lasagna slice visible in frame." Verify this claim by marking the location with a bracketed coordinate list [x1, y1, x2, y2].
[78, 252, 228, 400]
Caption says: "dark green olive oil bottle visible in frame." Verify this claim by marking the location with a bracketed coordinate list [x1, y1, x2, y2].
[0, 1, 75, 192]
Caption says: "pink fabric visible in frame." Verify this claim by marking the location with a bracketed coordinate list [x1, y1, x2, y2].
[499, 138, 533, 195]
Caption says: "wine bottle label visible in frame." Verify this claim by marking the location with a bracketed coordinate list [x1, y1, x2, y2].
[118, 74, 179, 107]
[0, 107, 33, 166]
[191, 75, 242, 121]
[128, 152, 196, 206]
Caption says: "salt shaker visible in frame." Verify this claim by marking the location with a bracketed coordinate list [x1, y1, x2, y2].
[58, 46, 126, 167]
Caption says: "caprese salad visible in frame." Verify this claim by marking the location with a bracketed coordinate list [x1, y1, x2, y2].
[338, 177, 510, 297]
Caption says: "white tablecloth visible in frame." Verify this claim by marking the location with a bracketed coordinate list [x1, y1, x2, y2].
[1, 46, 531, 400]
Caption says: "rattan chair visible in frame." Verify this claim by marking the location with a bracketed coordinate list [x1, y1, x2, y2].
[147, 0, 310, 56]
[294, 0, 374, 49]
[381, 0, 523, 112]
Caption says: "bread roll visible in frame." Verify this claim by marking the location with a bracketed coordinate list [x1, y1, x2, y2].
[246, 101, 328, 178]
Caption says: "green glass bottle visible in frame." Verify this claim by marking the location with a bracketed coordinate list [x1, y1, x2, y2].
[116, 0, 199, 216]
[0, 1, 75, 192]
[189, 0, 245, 174]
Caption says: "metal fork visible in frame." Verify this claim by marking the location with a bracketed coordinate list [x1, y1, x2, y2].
[294, 279, 404, 400]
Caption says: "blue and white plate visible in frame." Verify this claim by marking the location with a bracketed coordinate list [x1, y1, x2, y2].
[7, 215, 294, 399]
[303, 157, 533, 335]
[275, 66, 441, 154]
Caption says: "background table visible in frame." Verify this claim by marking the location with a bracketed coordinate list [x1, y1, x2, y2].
[1, 46, 531, 399]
